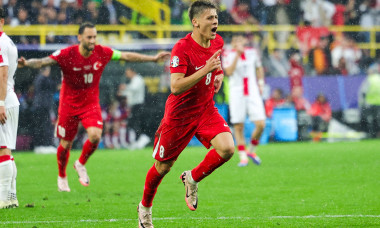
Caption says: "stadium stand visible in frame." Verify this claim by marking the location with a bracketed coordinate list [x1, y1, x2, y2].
[2, 0, 380, 149]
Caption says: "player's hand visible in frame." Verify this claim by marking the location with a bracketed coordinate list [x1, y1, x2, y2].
[235, 43, 245, 55]
[214, 74, 224, 93]
[17, 57, 27, 68]
[205, 50, 221, 73]
[0, 106, 7, 125]
[154, 51, 171, 62]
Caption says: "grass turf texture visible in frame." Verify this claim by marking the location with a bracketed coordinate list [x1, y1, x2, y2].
[1, 140, 380, 227]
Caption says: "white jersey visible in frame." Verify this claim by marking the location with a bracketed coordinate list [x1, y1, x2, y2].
[222, 47, 266, 123]
[222, 47, 262, 98]
[0, 32, 19, 108]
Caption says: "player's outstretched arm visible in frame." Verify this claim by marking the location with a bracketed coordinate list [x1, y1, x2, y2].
[18, 56, 57, 69]
[171, 50, 222, 95]
[119, 51, 170, 63]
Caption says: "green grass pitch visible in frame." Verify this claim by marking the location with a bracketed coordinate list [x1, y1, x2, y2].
[1, 140, 380, 227]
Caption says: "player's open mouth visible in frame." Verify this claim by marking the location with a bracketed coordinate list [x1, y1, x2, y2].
[211, 27, 217, 34]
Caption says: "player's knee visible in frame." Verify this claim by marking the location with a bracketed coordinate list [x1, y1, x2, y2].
[88, 134, 101, 144]
[155, 160, 174, 176]
[217, 145, 235, 160]
[60, 140, 73, 150]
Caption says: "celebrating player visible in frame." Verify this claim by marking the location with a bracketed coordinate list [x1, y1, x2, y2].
[137, 1, 235, 227]
[0, 7, 19, 209]
[222, 34, 266, 166]
[18, 22, 170, 192]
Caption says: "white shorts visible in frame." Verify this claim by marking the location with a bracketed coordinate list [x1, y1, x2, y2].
[0, 106, 19, 150]
[229, 94, 266, 124]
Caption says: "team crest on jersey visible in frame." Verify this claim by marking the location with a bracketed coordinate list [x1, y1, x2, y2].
[171, 56, 179, 68]
[52, 50, 61, 56]
[93, 61, 102, 70]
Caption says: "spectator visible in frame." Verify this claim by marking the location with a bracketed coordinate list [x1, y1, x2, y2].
[301, 0, 336, 27]
[288, 86, 311, 141]
[359, 64, 380, 138]
[266, 0, 291, 43]
[10, 7, 30, 26]
[308, 93, 332, 142]
[83, 0, 98, 23]
[97, 0, 117, 25]
[230, 0, 259, 25]
[331, 34, 362, 75]
[289, 86, 310, 112]
[119, 68, 150, 150]
[265, 88, 286, 118]
[288, 50, 304, 93]
[308, 34, 333, 75]
[4, 0, 18, 25]
[29, 0, 43, 24]
[32, 66, 57, 154]
[265, 48, 289, 77]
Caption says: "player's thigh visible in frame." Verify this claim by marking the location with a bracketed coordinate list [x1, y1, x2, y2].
[195, 107, 232, 149]
[152, 121, 197, 161]
[247, 96, 266, 122]
[0, 106, 19, 151]
[80, 108, 103, 131]
[56, 112, 80, 141]
[229, 95, 247, 124]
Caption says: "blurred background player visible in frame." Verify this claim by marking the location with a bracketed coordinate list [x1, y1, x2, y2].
[222, 33, 266, 166]
[17, 22, 170, 192]
[118, 67, 150, 150]
[0, 7, 19, 209]
[137, 1, 234, 227]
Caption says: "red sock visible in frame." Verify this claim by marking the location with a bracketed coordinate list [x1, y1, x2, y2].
[57, 144, 70, 178]
[191, 149, 229, 182]
[251, 139, 259, 146]
[237, 145, 246, 151]
[79, 139, 98, 165]
[141, 164, 164, 207]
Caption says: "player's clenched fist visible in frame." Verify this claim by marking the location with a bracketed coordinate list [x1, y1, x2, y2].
[205, 49, 221, 73]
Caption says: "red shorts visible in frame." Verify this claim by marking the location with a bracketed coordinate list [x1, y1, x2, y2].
[55, 107, 103, 141]
[152, 107, 231, 161]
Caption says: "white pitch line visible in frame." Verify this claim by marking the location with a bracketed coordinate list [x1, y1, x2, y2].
[1, 215, 380, 225]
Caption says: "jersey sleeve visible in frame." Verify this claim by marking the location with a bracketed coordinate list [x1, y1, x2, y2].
[253, 49, 262, 68]
[49, 49, 65, 66]
[0, 42, 9, 67]
[170, 42, 189, 74]
[101, 45, 114, 63]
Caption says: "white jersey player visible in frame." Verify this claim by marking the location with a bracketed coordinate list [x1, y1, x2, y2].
[222, 34, 266, 167]
[0, 7, 19, 209]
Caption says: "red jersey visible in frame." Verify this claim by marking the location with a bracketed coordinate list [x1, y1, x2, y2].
[166, 33, 224, 125]
[50, 45, 113, 115]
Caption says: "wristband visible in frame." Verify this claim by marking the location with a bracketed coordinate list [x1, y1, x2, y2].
[0, 100, 4, 106]
[257, 79, 265, 86]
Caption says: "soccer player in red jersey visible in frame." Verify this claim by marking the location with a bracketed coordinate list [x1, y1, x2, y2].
[17, 22, 170, 192]
[137, 1, 235, 227]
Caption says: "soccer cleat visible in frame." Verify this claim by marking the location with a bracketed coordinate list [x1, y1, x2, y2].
[137, 202, 154, 228]
[57, 176, 71, 192]
[247, 153, 261, 165]
[74, 160, 90, 187]
[9, 192, 18, 208]
[180, 171, 198, 211]
[10, 199, 18, 208]
[237, 160, 249, 167]
[0, 200, 12, 209]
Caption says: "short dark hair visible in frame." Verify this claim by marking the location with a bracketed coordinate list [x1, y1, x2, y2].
[78, 22, 95, 34]
[188, 0, 218, 21]
[0, 7, 5, 19]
